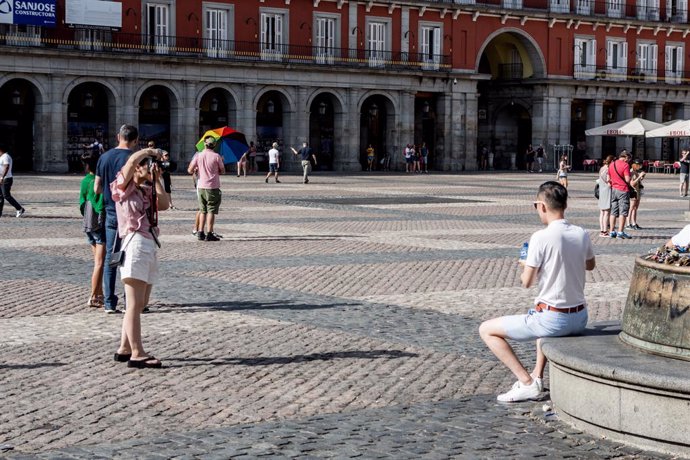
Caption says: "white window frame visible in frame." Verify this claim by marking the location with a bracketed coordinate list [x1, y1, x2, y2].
[608, 0, 624, 17]
[576, 0, 592, 14]
[606, 39, 628, 80]
[365, 17, 391, 68]
[76, 29, 110, 51]
[5, 24, 41, 47]
[144, 1, 175, 54]
[550, 0, 570, 13]
[419, 22, 442, 70]
[574, 37, 596, 79]
[638, 0, 660, 20]
[503, 0, 523, 8]
[636, 42, 658, 82]
[667, 0, 688, 22]
[666, 43, 684, 84]
[314, 13, 340, 64]
[260, 8, 288, 62]
[203, 3, 234, 58]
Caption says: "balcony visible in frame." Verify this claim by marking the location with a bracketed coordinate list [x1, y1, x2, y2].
[0, 28, 451, 73]
[575, 65, 685, 84]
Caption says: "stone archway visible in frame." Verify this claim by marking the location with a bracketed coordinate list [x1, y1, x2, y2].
[0, 79, 39, 171]
[308, 92, 344, 171]
[138, 85, 176, 151]
[359, 94, 396, 171]
[65, 82, 113, 172]
[255, 90, 292, 171]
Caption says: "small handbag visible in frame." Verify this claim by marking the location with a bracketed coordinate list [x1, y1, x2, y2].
[108, 233, 134, 268]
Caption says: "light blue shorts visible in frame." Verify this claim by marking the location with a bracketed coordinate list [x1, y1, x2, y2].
[502, 308, 588, 342]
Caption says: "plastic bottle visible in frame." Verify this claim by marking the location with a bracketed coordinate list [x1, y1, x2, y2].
[519, 242, 529, 262]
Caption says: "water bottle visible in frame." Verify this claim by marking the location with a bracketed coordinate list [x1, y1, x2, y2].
[519, 242, 529, 262]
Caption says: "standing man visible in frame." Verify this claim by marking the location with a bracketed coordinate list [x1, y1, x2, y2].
[479, 181, 595, 402]
[293, 142, 317, 184]
[94, 124, 139, 313]
[0, 145, 26, 218]
[188, 136, 225, 241]
[265, 142, 281, 183]
[535, 144, 545, 173]
[608, 149, 632, 239]
[679, 149, 690, 197]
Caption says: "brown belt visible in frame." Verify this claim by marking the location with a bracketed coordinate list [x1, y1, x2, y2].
[536, 302, 585, 314]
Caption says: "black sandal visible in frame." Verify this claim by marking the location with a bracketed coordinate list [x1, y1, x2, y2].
[127, 356, 162, 368]
[114, 352, 132, 362]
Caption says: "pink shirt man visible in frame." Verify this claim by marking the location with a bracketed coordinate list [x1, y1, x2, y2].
[189, 148, 224, 189]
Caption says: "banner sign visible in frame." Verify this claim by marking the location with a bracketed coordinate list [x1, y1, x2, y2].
[0, 0, 57, 27]
[66, 0, 122, 29]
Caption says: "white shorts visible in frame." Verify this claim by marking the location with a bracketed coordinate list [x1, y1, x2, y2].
[502, 307, 588, 342]
[119, 232, 159, 285]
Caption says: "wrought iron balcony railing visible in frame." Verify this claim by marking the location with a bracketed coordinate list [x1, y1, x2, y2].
[0, 29, 451, 72]
[574, 63, 685, 84]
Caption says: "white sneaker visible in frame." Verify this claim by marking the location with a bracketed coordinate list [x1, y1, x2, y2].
[16, 208, 25, 218]
[497, 379, 541, 403]
[532, 377, 543, 392]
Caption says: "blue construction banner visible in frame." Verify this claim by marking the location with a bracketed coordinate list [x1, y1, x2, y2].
[0, 0, 57, 27]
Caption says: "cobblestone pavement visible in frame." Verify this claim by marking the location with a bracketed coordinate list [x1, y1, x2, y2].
[0, 171, 684, 459]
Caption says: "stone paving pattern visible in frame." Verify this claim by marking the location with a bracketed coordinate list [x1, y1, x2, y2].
[0, 171, 685, 459]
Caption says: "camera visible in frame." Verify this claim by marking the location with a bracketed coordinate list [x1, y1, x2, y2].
[144, 155, 172, 172]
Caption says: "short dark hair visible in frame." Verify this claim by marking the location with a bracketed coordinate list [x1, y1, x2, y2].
[538, 181, 567, 211]
[119, 124, 139, 142]
[81, 151, 99, 172]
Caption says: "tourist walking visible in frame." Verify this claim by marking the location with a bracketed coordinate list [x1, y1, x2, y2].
[626, 159, 646, 230]
[247, 142, 257, 173]
[0, 145, 26, 218]
[79, 151, 105, 308]
[479, 181, 595, 402]
[111, 148, 170, 369]
[366, 144, 375, 171]
[597, 155, 614, 237]
[293, 142, 317, 183]
[526, 144, 535, 172]
[237, 148, 249, 178]
[95, 124, 139, 313]
[188, 136, 225, 241]
[420, 142, 429, 173]
[679, 149, 689, 197]
[557, 154, 571, 188]
[608, 150, 632, 239]
[265, 142, 281, 183]
[404, 144, 414, 173]
[535, 144, 545, 172]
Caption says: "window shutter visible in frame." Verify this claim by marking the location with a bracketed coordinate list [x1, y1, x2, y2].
[275, 14, 283, 49]
[621, 42, 628, 69]
[588, 39, 596, 66]
[637, 44, 646, 70]
[433, 28, 441, 57]
[666, 45, 673, 74]
[260, 13, 268, 45]
[678, 46, 684, 75]
[650, 44, 658, 73]
[607, 41, 614, 68]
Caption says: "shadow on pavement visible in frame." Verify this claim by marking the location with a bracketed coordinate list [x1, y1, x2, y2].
[151, 300, 352, 313]
[0, 362, 66, 370]
[166, 350, 417, 367]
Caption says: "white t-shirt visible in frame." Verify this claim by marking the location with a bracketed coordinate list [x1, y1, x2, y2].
[525, 219, 594, 308]
[671, 225, 690, 246]
[268, 148, 280, 164]
[0, 153, 13, 179]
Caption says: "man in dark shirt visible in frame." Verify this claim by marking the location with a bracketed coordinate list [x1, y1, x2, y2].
[294, 142, 317, 184]
[94, 124, 139, 313]
[680, 149, 690, 197]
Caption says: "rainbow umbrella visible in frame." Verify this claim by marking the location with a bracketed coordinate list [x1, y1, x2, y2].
[196, 126, 249, 163]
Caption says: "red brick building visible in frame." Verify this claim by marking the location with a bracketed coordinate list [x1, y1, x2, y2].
[1, 0, 689, 171]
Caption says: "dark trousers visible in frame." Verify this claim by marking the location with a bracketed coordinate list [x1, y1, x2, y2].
[0, 177, 23, 216]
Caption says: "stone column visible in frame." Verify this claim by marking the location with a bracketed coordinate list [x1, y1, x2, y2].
[241, 84, 256, 143]
[45, 74, 66, 172]
[398, 91, 415, 167]
[559, 97, 572, 148]
[618, 101, 634, 152]
[649, 102, 664, 160]
[446, 90, 464, 171]
[179, 81, 197, 164]
[122, 78, 137, 126]
[464, 92, 478, 171]
[337, 88, 361, 171]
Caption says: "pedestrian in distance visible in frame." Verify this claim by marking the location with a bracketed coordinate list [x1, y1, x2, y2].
[479, 181, 595, 402]
[420, 142, 429, 173]
[608, 150, 633, 239]
[366, 144, 375, 171]
[679, 149, 690, 197]
[95, 124, 139, 313]
[597, 155, 614, 237]
[188, 136, 225, 241]
[79, 151, 106, 308]
[111, 148, 170, 369]
[526, 144, 535, 173]
[247, 141, 257, 173]
[0, 145, 26, 218]
[237, 147, 249, 178]
[626, 159, 646, 230]
[148, 142, 176, 210]
[404, 144, 414, 173]
[535, 144, 545, 173]
[557, 154, 571, 188]
[292, 142, 317, 184]
[265, 142, 281, 183]
[412, 144, 421, 173]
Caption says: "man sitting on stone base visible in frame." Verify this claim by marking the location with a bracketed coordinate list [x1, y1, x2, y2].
[479, 181, 596, 402]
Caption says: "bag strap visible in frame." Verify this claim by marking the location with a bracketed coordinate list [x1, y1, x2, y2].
[612, 161, 630, 186]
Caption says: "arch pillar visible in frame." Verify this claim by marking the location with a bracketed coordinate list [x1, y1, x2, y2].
[338, 88, 361, 171]
[46, 75, 66, 171]
[241, 84, 256, 145]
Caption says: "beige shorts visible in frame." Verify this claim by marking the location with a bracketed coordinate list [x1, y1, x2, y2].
[119, 232, 159, 285]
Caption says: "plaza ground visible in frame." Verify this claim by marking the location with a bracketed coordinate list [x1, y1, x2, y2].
[0, 171, 685, 459]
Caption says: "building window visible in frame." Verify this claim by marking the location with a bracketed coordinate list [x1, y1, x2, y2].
[667, 0, 688, 22]
[576, 0, 592, 14]
[203, 3, 233, 58]
[574, 37, 596, 80]
[146, 2, 173, 54]
[666, 44, 684, 84]
[637, 0, 660, 20]
[636, 42, 658, 82]
[314, 14, 338, 64]
[606, 39, 628, 80]
[366, 20, 388, 68]
[551, 0, 570, 13]
[419, 24, 441, 70]
[4, 24, 41, 47]
[260, 9, 287, 61]
[76, 29, 110, 51]
[503, 0, 523, 8]
[608, 0, 623, 17]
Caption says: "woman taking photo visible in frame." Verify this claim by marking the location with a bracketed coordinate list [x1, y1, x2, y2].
[627, 159, 646, 230]
[597, 155, 614, 237]
[111, 148, 169, 368]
